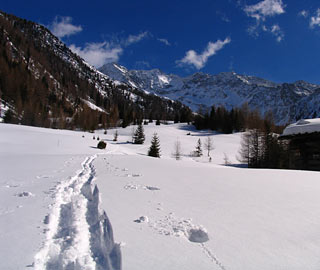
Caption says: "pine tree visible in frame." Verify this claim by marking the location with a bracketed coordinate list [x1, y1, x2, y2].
[148, 133, 161, 158]
[133, 123, 145, 144]
[195, 138, 203, 157]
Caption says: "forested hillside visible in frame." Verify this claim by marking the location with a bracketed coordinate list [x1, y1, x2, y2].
[0, 11, 192, 130]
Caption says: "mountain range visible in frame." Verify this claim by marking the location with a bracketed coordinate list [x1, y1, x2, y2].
[100, 63, 320, 125]
[1, 10, 320, 129]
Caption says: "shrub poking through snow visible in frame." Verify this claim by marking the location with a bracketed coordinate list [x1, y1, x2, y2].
[148, 133, 161, 158]
[97, 141, 107, 149]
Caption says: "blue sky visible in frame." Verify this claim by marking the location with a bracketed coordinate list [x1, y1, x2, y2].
[2, 0, 320, 84]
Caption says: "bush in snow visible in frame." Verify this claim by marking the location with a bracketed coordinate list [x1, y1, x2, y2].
[97, 141, 107, 149]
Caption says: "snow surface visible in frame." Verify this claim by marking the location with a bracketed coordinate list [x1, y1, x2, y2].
[1, 122, 320, 270]
[282, 118, 320, 136]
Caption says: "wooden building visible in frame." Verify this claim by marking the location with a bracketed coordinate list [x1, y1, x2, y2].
[280, 119, 320, 171]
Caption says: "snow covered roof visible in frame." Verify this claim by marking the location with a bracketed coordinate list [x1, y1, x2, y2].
[282, 118, 320, 136]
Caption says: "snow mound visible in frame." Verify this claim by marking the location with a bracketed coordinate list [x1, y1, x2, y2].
[187, 228, 209, 243]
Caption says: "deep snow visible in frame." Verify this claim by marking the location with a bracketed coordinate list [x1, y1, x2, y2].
[1, 122, 320, 270]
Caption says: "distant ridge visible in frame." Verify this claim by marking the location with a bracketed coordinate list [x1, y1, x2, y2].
[100, 62, 320, 124]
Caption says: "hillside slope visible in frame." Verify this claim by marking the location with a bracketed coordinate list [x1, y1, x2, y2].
[0, 11, 191, 129]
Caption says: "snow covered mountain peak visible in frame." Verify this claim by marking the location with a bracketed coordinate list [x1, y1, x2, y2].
[99, 63, 320, 125]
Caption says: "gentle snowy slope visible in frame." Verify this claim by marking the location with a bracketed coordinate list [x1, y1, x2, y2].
[95, 124, 320, 270]
[1, 122, 320, 269]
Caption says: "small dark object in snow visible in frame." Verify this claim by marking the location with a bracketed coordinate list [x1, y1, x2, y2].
[145, 186, 160, 191]
[188, 228, 209, 243]
[97, 141, 107, 149]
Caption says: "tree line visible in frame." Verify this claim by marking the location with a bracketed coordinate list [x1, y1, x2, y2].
[193, 103, 291, 169]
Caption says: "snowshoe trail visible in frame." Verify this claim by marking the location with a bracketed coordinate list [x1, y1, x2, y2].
[34, 155, 121, 270]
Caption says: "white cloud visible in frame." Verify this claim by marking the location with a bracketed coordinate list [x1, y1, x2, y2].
[260, 23, 284, 42]
[244, 0, 285, 21]
[310, 9, 320, 28]
[298, 10, 309, 18]
[69, 42, 123, 67]
[68, 31, 150, 68]
[177, 38, 231, 69]
[270, 24, 284, 42]
[126, 32, 149, 45]
[50, 16, 82, 38]
[244, 0, 285, 42]
[157, 38, 171, 46]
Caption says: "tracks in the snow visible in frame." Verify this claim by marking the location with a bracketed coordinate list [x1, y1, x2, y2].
[34, 155, 121, 270]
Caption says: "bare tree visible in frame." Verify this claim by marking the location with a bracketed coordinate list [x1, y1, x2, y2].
[223, 153, 230, 165]
[113, 130, 118, 142]
[204, 136, 214, 157]
[172, 138, 182, 160]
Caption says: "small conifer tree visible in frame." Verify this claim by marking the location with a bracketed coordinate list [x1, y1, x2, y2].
[148, 133, 161, 158]
[133, 124, 145, 144]
[195, 138, 203, 157]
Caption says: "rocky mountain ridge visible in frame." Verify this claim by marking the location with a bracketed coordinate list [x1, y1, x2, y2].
[100, 62, 320, 124]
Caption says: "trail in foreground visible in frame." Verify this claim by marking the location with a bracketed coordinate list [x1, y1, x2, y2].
[34, 155, 121, 270]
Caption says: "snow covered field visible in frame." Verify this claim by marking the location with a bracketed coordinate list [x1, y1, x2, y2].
[1, 122, 320, 270]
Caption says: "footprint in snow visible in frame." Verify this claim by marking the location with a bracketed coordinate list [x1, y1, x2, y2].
[134, 216, 149, 223]
[15, 191, 35, 197]
[124, 173, 142, 178]
[36, 175, 52, 179]
[144, 186, 160, 191]
[4, 184, 19, 188]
